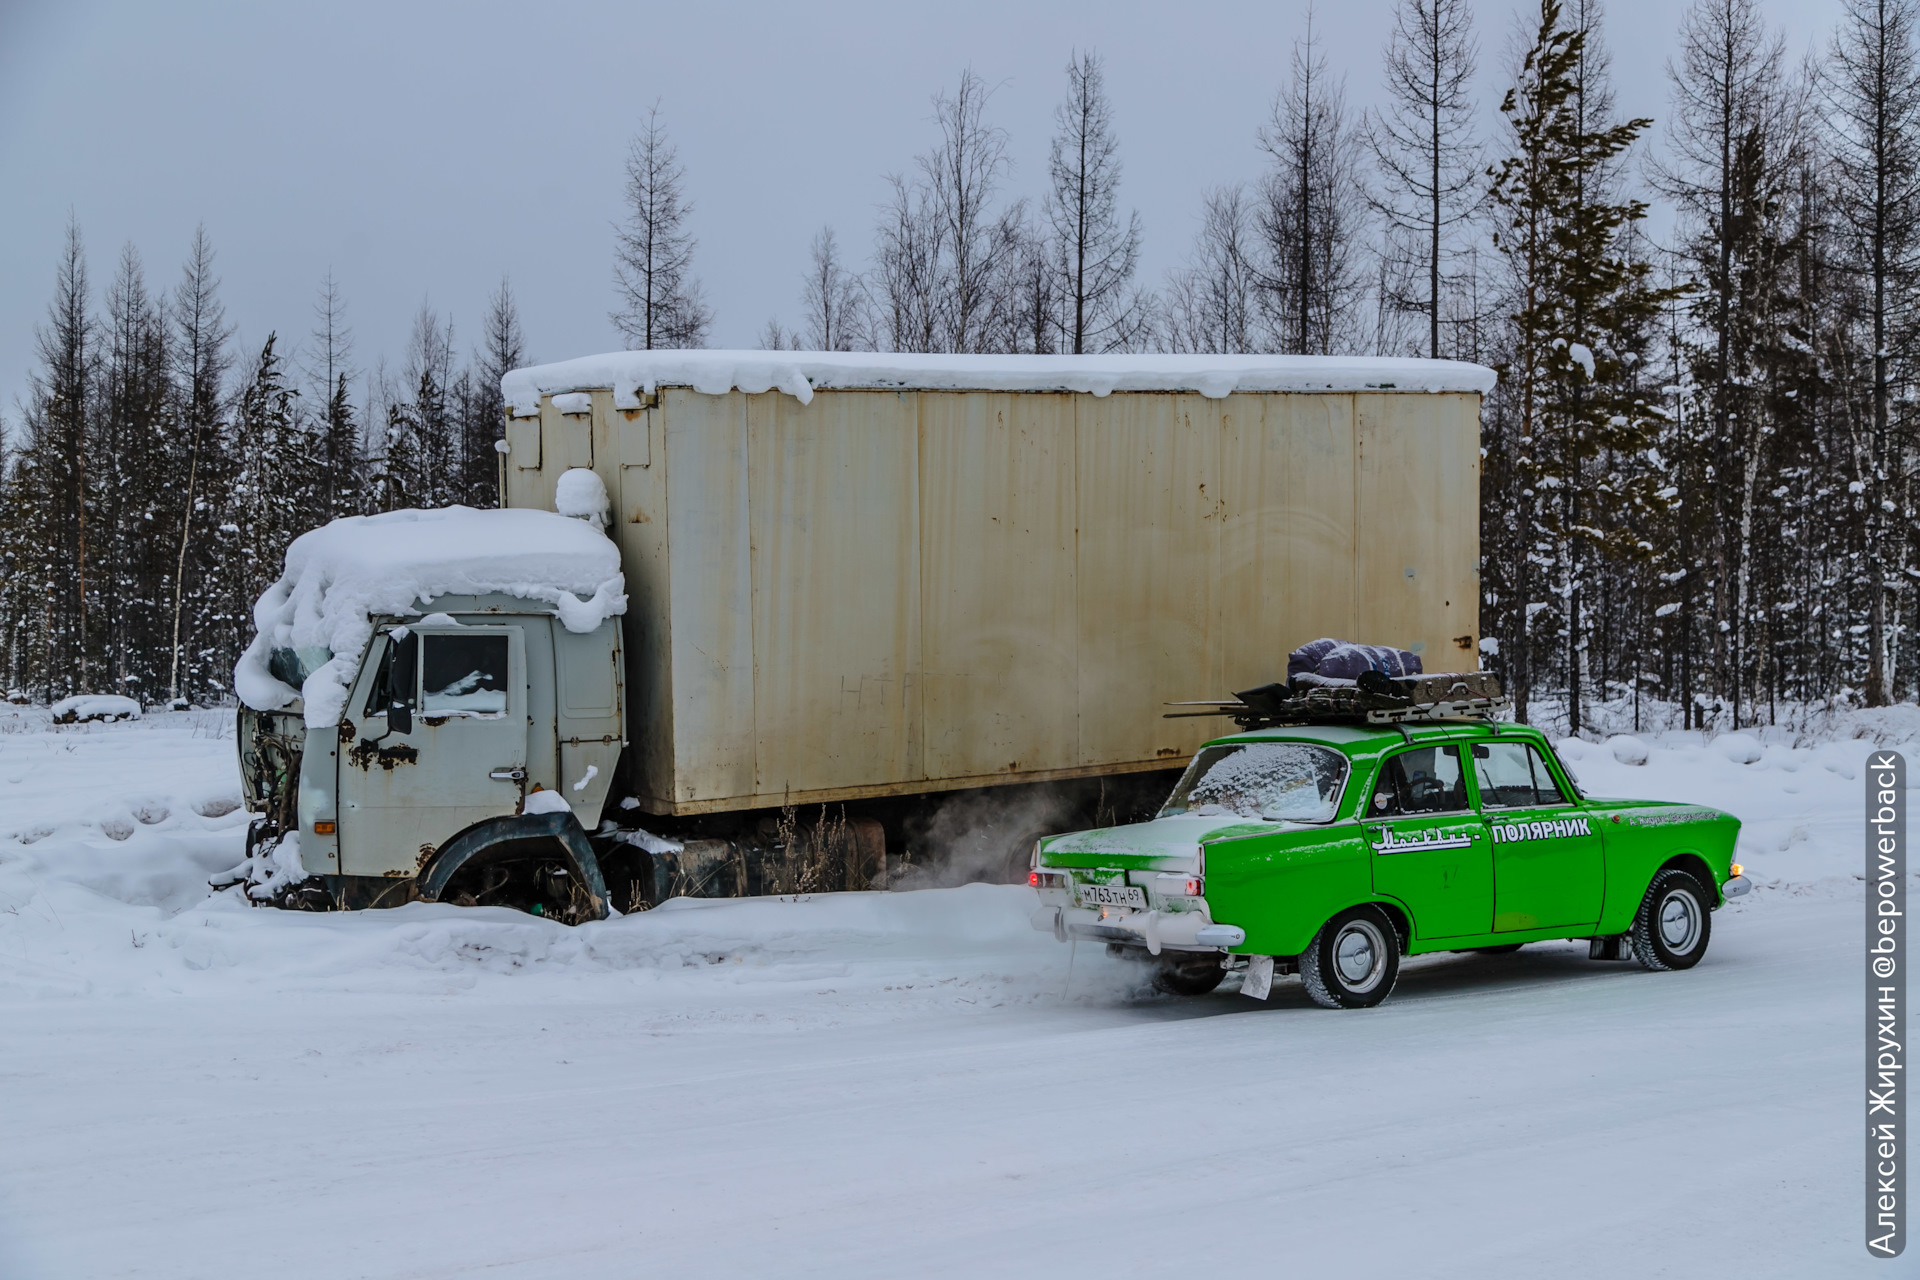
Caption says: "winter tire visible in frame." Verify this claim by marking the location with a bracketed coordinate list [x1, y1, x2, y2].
[1301, 906, 1401, 1009]
[1630, 868, 1712, 971]
[1151, 953, 1226, 997]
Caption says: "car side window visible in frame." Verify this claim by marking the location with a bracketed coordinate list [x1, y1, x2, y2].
[1369, 744, 1470, 817]
[1472, 742, 1566, 809]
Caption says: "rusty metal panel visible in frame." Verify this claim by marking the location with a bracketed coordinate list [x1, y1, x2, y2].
[919, 391, 1079, 781]
[662, 389, 757, 803]
[1354, 392, 1482, 667]
[747, 390, 924, 795]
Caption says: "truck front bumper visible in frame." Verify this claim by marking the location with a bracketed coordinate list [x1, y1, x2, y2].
[1030, 902, 1245, 954]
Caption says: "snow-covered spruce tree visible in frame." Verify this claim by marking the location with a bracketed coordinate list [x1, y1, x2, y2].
[228, 333, 310, 650]
[306, 271, 363, 521]
[1368, 0, 1483, 359]
[96, 243, 175, 697]
[166, 225, 233, 705]
[799, 227, 869, 352]
[1485, 0, 1677, 731]
[7, 219, 98, 700]
[1163, 185, 1262, 354]
[1655, 0, 1810, 725]
[1823, 0, 1920, 705]
[612, 103, 712, 350]
[1255, 9, 1370, 354]
[1044, 51, 1149, 353]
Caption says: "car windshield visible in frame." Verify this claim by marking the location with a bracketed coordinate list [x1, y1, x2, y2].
[1160, 741, 1349, 823]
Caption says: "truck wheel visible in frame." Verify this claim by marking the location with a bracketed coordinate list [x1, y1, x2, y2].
[1151, 954, 1226, 997]
[1629, 869, 1712, 971]
[1300, 907, 1400, 1009]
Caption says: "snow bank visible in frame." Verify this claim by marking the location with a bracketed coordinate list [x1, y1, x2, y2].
[50, 694, 141, 723]
[234, 506, 626, 727]
[502, 350, 1498, 414]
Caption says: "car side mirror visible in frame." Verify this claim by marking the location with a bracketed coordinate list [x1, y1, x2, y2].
[388, 629, 417, 735]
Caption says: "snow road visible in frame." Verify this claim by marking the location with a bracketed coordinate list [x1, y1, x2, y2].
[0, 707, 1902, 1278]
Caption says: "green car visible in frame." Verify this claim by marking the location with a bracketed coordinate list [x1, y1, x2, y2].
[1029, 719, 1751, 1008]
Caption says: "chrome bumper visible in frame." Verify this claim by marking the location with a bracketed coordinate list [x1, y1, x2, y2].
[1030, 902, 1245, 954]
[1722, 874, 1752, 899]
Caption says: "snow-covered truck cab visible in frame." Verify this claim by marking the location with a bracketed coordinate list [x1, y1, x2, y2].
[230, 505, 627, 921]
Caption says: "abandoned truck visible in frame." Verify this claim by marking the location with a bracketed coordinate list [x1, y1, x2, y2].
[231, 351, 1495, 920]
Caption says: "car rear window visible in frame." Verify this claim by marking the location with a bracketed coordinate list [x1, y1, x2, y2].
[1160, 742, 1349, 823]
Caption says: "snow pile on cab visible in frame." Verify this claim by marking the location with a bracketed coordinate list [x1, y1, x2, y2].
[234, 506, 626, 728]
[502, 349, 1498, 414]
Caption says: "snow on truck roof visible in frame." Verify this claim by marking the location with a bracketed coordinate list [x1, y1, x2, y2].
[234, 506, 626, 728]
[501, 350, 1497, 415]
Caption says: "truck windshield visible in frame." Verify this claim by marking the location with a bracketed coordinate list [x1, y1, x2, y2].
[1160, 742, 1349, 823]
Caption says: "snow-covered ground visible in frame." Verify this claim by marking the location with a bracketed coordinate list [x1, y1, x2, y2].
[0, 703, 1907, 1277]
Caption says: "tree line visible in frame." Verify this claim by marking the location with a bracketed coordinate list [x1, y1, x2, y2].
[7, 0, 1920, 732]
[0, 229, 523, 703]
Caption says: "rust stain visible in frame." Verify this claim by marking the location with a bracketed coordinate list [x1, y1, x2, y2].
[1453, 634, 1474, 650]
[338, 721, 355, 743]
[347, 740, 419, 772]
[1156, 747, 1182, 758]
[415, 844, 437, 870]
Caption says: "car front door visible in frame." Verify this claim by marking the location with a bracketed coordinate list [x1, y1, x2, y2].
[1470, 740, 1605, 932]
[338, 622, 528, 876]
[1363, 741, 1494, 941]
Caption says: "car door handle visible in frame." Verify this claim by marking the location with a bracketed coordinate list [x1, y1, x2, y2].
[489, 767, 526, 782]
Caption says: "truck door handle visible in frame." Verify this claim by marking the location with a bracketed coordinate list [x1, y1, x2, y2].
[490, 768, 526, 782]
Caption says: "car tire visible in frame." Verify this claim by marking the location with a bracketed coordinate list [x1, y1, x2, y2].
[1629, 869, 1713, 971]
[1300, 906, 1401, 1009]
[1151, 953, 1226, 997]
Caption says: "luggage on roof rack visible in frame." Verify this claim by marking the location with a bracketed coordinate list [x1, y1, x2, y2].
[1166, 670, 1509, 730]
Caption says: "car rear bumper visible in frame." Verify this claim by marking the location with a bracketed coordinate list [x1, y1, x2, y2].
[1030, 902, 1245, 954]
[1721, 874, 1752, 900]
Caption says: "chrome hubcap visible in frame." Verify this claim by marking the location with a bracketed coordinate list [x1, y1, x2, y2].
[1333, 920, 1388, 992]
[1658, 889, 1702, 954]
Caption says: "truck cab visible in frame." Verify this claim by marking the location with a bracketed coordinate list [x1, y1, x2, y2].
[231, 506, 627, 920]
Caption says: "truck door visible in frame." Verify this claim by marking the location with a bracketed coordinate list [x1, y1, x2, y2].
[1363, 743, 1494, 940]
[338, 623, 528, 876]
[1469, 740, 1605, 932]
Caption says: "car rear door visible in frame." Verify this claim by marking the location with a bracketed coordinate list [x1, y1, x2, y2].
[1362, 741, 1495, 941]
[1469, 739, 1605, 932]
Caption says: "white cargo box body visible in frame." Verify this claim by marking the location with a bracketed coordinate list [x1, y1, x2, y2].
[501, 352, 1492, 817]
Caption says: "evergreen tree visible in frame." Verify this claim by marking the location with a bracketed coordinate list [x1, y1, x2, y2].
[1485, 0, 1678, 729]
[166, 225, 232, 705]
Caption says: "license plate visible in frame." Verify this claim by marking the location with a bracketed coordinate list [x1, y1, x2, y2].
[1079, 883, 1146, 909]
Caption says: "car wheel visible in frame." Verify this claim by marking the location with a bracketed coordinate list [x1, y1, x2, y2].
[1151, 953, 1226, 997]
[1629, 869, 1713, 971]
[1300, 906, 1401, 1008]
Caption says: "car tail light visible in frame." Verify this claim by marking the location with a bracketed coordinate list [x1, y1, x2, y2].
[1729, 863, 1743, 877]
[1028, 870, 1040, 887]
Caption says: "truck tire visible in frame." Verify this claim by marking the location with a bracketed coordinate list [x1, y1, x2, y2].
[1629, 868, 1712, 971]
[1300, 906, 1401, 1009]
[1151, 953, 1226, 997]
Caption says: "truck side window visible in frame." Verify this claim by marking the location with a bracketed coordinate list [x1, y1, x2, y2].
[421, 634, 510, 716]
[1369, 745, 1469, 817]
[1472, 742, 1566, 809]
[363, 639, 396, 718]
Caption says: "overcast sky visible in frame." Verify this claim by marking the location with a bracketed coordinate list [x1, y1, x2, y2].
[0, 0, 1846, 423]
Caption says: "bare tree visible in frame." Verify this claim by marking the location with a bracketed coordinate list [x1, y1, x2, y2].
[872, 70, 1025, 353]
[1368, 0, 1482, 358]
[800, 227, 869, 350]
[1256, 8, 1370, 353]
[1045, 51, 1148, 353]
[1825, 0, 1920, 704]
[1163, 185, 1261, 353]
[612, 103, 712, 349]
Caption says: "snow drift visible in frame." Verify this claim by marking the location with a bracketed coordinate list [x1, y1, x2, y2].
[233, 506, 626, 728]
[502, 349, 1499, 414]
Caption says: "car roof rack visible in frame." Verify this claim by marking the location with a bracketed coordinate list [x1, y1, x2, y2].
[1165, 671, 1511, 731]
